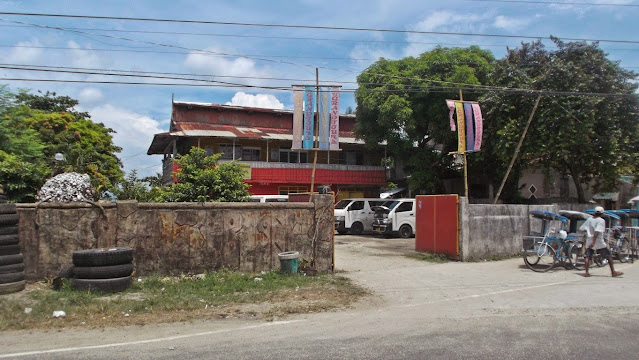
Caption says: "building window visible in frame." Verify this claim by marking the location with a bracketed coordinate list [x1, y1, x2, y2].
[339, 150, 363, 165]
[205, 146, 214, 157]
[278, 186, 307, 195]
[219, 144, 241, 160]
[241, 147, 261, 161]
[279, 149, 308, 163]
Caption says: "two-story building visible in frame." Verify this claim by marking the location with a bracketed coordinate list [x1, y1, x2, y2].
[147, 101, 388, 200]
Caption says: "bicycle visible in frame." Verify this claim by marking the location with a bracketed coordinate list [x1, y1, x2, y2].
[609, 227, 631, 263]
[568, 239, 608, 271]
[523, 228, 578, 272]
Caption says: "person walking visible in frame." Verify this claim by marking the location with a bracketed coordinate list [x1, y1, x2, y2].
[582, 206, 623, 277]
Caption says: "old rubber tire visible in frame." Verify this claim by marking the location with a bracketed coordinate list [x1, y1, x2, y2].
[0, 262, 25, 274]
[0, 254, 23, 266]
[72, 247, 133, 267]
[73, 263, 133, 279]
[0, 213, 19, 226]
[71, 276, 132, 293]
[0, 234, 19, 246]
[399, 224, 413, 239]
[0, 226, 18, 236]
[0, 204, 16, 214]
[0, 244, 20, 256]
[0, 280, 25, 295]
[350, 222, 364, 235]
[0, 271, 24, 284]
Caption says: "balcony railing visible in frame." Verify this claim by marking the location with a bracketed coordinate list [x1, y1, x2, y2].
[220, 160, 385, 172]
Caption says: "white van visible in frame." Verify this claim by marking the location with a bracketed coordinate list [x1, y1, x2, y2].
[334, 198, 386, 235]
[249, 195, 289, 203]
[372, 198, 416, 238]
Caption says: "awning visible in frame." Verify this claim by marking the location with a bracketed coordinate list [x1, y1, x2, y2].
[629, 195, 639, 204]
[380, 187, 406, 199]
[592, 192, 619, 201]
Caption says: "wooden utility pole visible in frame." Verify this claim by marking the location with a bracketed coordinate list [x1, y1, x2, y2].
[493, 94, 542, 204]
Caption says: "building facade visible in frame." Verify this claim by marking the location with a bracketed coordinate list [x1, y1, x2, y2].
[147, 101, 388, 199]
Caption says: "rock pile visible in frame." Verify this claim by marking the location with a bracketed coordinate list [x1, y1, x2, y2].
[37, 173, 95, 202]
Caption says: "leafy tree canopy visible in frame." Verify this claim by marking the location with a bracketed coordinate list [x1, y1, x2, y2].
[0, 86, 124, 201]
[159, 147, 250, 202]
[482, 38, 639, 202]
[354, 46, 495, 193]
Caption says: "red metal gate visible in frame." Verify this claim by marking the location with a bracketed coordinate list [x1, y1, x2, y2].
[415, 195, 459, 259]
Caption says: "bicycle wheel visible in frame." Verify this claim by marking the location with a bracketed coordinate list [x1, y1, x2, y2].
[616, 238, 630, 263]
[568, 243, 585, 271]
[524, 243, 556, 272]
[594, 253, 608, 267]
[561, 243, 573, 270]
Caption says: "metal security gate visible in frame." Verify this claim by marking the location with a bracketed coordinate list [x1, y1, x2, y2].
[415, 195, 459, 259]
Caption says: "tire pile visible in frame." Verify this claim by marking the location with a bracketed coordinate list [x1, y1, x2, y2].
[0, 188, 25, 295]
[71, 247, 134, 293]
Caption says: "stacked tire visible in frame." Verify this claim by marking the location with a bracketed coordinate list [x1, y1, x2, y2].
[71, 247, 134, 293]
[0, 191, 25, 295]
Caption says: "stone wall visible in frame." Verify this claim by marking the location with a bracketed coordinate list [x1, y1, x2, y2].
[16, 195, 334, 280]
[458, 198, 590, 261]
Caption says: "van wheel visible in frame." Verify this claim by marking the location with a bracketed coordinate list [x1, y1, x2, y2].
[350, 222, 363, 235]
[337, 229, 348, 235]
[399, 225, 413, 239]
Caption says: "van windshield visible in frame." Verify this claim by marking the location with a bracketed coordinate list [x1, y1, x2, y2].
[382, 201, 400, 210]
[335, 200, 351, 209]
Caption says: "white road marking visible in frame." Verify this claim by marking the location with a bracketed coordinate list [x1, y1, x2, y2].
[0, 320, 304, 359]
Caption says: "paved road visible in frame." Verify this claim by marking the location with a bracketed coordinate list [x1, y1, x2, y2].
[1, 234, 638, 359]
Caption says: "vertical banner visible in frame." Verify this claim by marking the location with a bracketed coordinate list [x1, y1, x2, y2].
[446, 100, 456, 131]
[329, 86, 340, 150]
[292, 86, 304, 149]
[471, 103, 483, 151]
[463, 103, 474, 152]
[303, 86, 315, 149]
[454, 101, 466, 154]
[318, 88, 330, 150]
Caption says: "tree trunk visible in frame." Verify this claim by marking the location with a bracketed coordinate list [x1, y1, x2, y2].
[569, 169, 586, 203]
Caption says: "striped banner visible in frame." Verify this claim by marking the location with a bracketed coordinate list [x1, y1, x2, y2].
[329, 86, 340, 150]
[292, 86, 304, 149]
[318, 88, 330, 150]
[454, 102, 466, 154]
[464, 103, 474, 151]
[446, 100, 456, 131]
[303, 86, 315, 149]
[472, 103, 483, 151]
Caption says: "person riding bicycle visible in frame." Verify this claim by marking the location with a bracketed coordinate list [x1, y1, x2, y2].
[581, 206, 623, 278]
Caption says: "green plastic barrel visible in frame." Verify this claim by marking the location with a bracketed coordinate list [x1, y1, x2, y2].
[278, 251, 299, 274]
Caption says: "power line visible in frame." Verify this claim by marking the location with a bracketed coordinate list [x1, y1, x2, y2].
[1, 12, 638, 44]
[466, 0, 639, 7]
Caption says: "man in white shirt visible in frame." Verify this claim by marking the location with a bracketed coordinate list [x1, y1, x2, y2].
[581, 206, 623, 277]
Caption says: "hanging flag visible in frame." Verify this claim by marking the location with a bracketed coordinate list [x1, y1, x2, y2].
[292, 86, 304, 150]
[318, 88, 330, 150]
[454, 101, 466, 154]
[329, 86, 340, 150]
[330, 86, 341, 150]
[303, 86, 315, 149]
[472, 103, 483, 151]
[464, 103, 474, 152]
[446, 100, 456, 131]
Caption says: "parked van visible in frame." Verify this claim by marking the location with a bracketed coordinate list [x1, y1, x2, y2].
[249, 195, 288, 203]
[372, 198, 416, 238]
[334, 198, 386, 235]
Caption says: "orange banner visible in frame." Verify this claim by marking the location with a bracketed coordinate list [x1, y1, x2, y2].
[454, 101, 466, 153]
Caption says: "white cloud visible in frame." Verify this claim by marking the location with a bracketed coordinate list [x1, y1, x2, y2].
[226, 92, 284, 109]
[77, 87, 105, 106]
[493, 15, 531, 32]
[183, 47, 271, 85]
[1, 39, 45, 63]
[67, 40, 106, 69]
[87, 104, 165, 176]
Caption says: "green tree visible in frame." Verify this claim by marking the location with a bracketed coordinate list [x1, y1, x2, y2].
[110, 169, 161, 202]
[354, 46, 495, 193]
[159, 147, 250, 202]
[0, 87, 124, 201]
[482, 38, 639, 202]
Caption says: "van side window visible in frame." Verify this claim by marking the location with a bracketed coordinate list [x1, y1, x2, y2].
[396, 202, 413, 213]
[350, 201, 364, 211]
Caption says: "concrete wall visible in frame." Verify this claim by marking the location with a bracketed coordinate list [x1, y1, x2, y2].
[458, 197, 590, 261]
[16, 195, 334, 280]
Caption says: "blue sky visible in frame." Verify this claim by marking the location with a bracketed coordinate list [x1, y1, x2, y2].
[0, 0, 637, 177]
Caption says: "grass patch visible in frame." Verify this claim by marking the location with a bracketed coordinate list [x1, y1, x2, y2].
[405, 252, 450, 263]
[0, 270, 368, 331]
